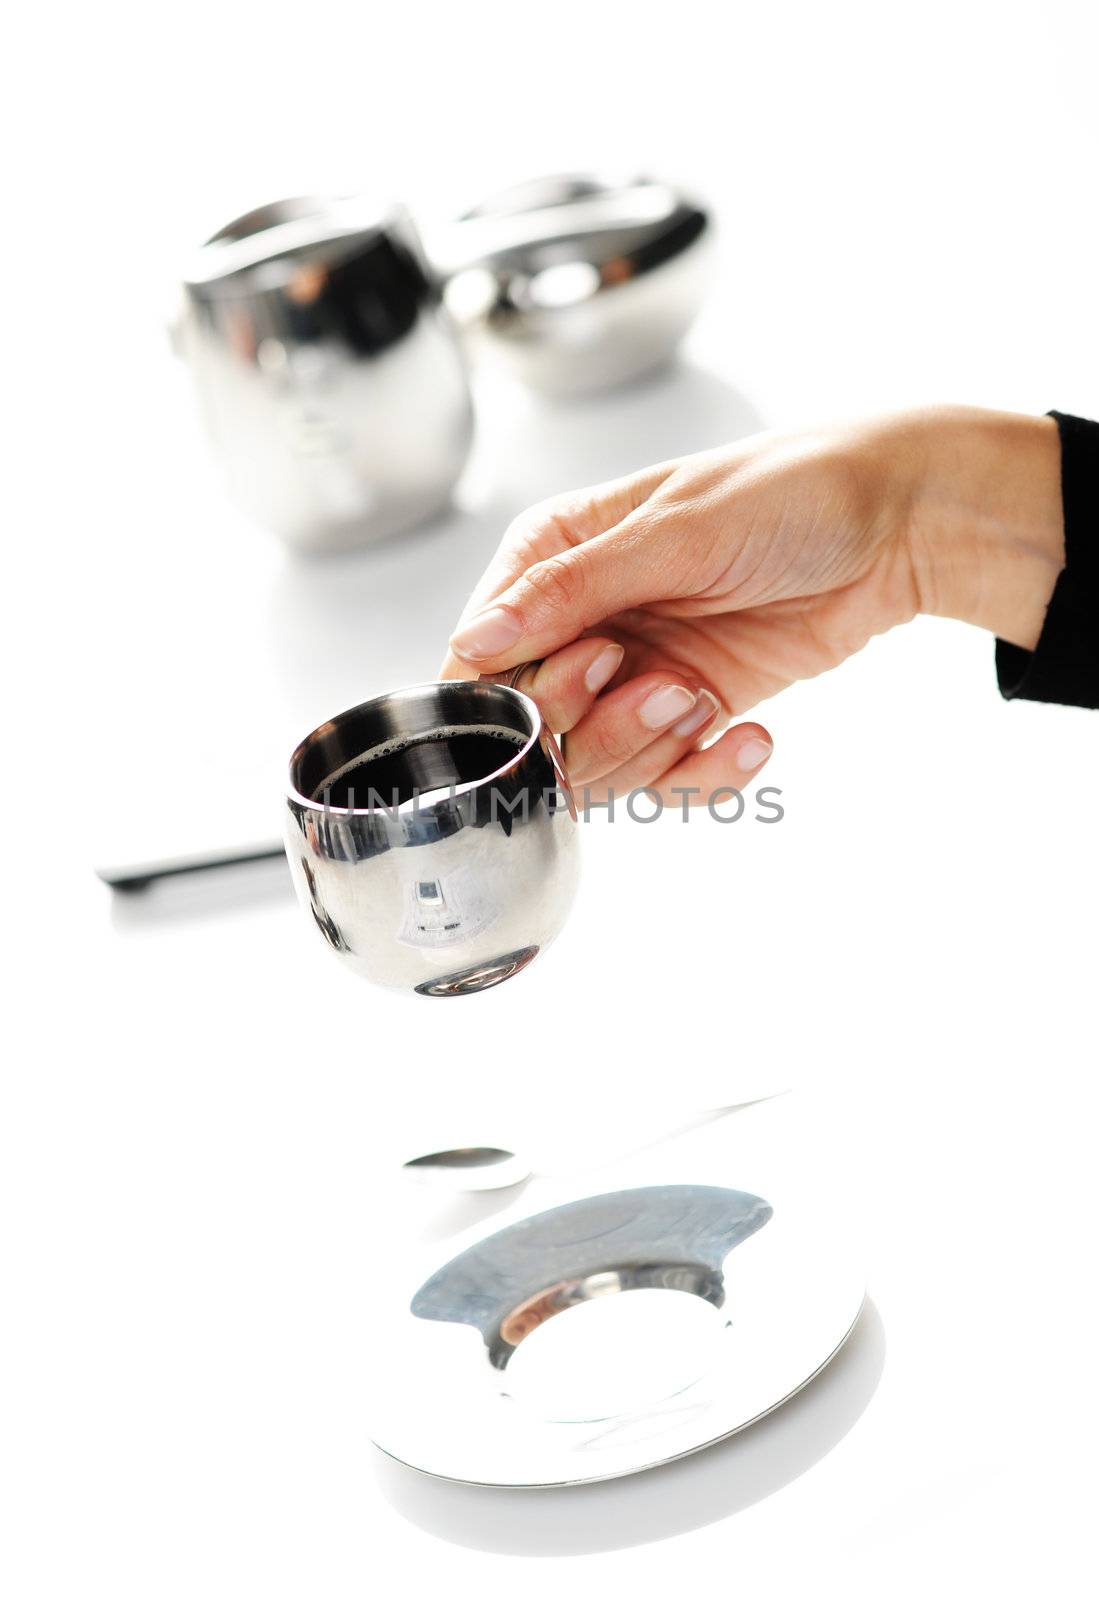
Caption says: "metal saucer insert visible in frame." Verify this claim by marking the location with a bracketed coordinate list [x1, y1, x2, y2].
[371, 1182, 865, 1487]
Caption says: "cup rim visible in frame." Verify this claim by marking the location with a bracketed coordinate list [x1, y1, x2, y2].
[183, 193, 403, 296]
[286, 680, 545, 817]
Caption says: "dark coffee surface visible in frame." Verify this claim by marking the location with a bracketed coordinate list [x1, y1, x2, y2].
[315, 726, 527, 808]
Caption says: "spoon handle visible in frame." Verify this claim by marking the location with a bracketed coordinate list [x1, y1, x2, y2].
[96, 843, 286, 891]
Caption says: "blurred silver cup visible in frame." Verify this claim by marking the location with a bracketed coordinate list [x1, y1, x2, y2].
[431, 174, 714, 395]
[285, 679, 580, 996]
[177, 196, 473, 554]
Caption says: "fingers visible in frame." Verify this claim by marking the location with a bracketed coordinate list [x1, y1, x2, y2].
[562, 672, 713, 786]
[440, 465, 674, 681]
[640, 723, 774, 805]
[558, 670, 772, 802]
[580, 690, 726, 801]
[446, 525, 666, 674]
[503, 638, 624, 735]
[447, 486, 697, 675]
[438, 633, 626, 734]
[442, 613, 773, 807]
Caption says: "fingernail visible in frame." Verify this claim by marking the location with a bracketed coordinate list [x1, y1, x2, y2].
[672, 688, 720, 738]
[584, 643, 624, 694]
[640, 684, 696, 730]
[450, 607, 524, 662]
[736, 735, 773, 771]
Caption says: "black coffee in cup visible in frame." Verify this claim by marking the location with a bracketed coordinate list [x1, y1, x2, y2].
[312, 724, 528, 809]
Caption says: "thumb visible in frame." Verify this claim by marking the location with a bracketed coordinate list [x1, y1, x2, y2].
[447, 520, 672, 672]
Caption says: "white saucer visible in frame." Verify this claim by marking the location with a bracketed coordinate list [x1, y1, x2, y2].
[371, 1180, 864, 1487]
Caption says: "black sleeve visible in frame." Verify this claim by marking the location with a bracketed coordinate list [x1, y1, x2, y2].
[995, 412, 1099, 709]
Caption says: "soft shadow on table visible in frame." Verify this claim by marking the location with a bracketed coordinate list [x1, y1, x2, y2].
[410, 1183, 535, 1245]
[478, 357, 764, 508]
[107, 855, 292, 932]
[373, 1297, 885, 1556]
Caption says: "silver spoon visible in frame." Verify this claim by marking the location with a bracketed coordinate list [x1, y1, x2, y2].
[402, 1146, 535, 1191]
[400, 1105, 761, 1193]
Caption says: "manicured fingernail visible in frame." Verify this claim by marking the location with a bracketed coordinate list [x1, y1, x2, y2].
[584, 643, 624, 694]
[672, 688, 720, 738]
[449, 607, 524, 662]
[736, 735, 773, 771]
[640, 684, 696, 730]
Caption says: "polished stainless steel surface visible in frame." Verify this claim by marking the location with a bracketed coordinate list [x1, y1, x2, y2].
[285, 680, 580, 994]
[433, 174, 714, 395]
[412, 1185, 772, 1368]
[399, 1106, 745, 1193]
[371, 1179, 866, 1484]
[178, 196, 473, 553]
[403, 1147, 534, 1191]
[97, 842, 286, 889]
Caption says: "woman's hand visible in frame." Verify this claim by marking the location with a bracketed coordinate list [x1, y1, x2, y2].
[440, 407, 1063, 801]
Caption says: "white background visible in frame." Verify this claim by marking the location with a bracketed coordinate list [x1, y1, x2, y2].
[4, 1, 1098, 1594]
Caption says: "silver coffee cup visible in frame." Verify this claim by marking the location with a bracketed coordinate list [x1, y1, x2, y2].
[432, 173, 714, 395]
[285, 679, 580, 995]
[178, 196, 474, 554]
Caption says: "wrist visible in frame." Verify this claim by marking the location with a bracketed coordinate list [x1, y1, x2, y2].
[902, 407, 1064, 650]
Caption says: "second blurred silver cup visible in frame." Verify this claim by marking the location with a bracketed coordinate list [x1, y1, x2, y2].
[178, 197, 473, 553]
[285, 680, 580, 995]
[432, 174, 714, 395]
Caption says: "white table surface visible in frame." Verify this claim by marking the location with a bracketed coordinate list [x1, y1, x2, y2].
[5, 1, 1099, 1593]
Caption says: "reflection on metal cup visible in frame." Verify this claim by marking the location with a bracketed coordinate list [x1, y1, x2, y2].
[285, 680, 580, 995]
[431, 173, 714, 395]
[178, 196, 474, 553]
